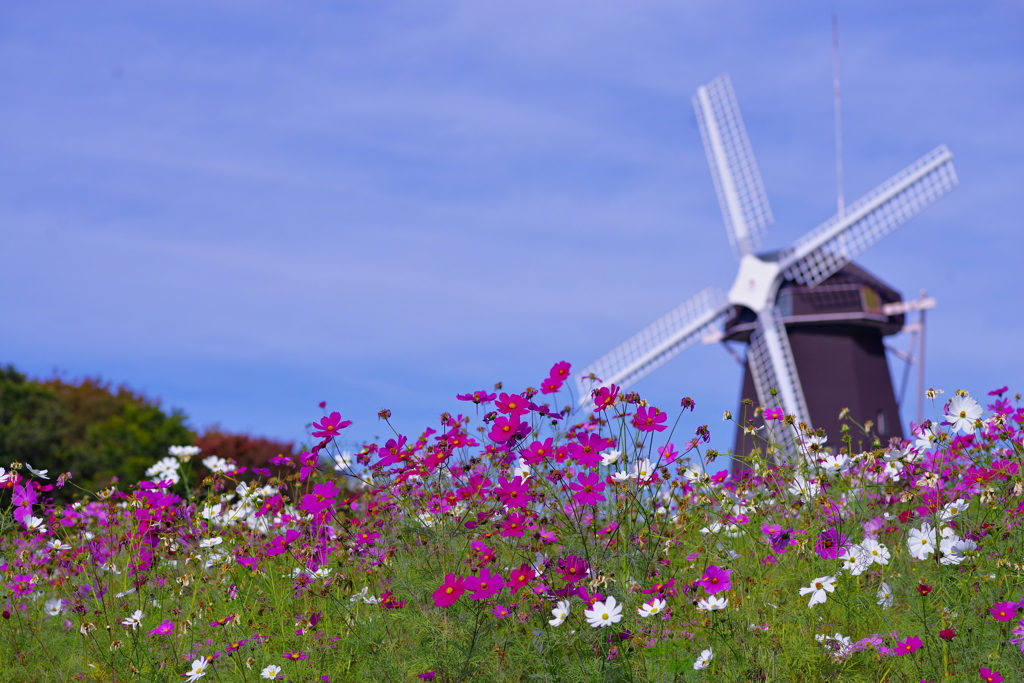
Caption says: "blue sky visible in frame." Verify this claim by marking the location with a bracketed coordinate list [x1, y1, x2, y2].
[1, 0, 1021, 454]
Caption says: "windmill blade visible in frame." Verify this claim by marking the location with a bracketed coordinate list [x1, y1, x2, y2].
[577, 287, 732, 404]
[780, 145, 957, 287]
[747, 305, 811, 431]
[693, 74, 774, 260]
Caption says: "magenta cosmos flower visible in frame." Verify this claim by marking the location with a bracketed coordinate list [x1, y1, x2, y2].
[557, 555, 589, 584]
[500, 512, 527, 538]
[456, 390, 496, 404]
[549, 360, 571, 381]
[464, 568, 505, 600]
[695, 566, 732, 595]
[569, 472, 607, 506]
[494, 393, 530, 416]
[493, 476, 533, 508]
[568, 433, 609, 467]
[508, 564, 536, 594]
[149, 620, 175, 636]
[299, 481, 339, 516]
[632, 406, 668, 432]
[814, 527, 849, 560]
[894, 636, 922, 655]
[592, 384, 619, 411]
[979, 668, 1003, 683]
[991, 601, 1019, 622]
[432, 574, 467, 608]
[311, 412, 351, 439]
[489, 415, 528, 443]
[282, 650, 309, 661]
[540, 377, 563, 394]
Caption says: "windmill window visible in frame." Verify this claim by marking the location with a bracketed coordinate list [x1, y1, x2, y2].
[876, 410, 888, 436]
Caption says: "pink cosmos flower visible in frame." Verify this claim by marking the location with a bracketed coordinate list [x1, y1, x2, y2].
[312, 412, 351, 439]
[598, 522, 618, 535]
[632, 406, 668, 432]
[569, 433, 608, 468]
[990, 601, 1019, 622]
[352, 530, 380, 545]
[456, 390, 497, 404]
[432, 574, 467, 608]
[508, 564, 536, 594]
[569, 472, 607, 506]
[540, 377, 563, 394]
[695, 566, 732, 595]
[149, 620, 175, 636]
[376, 436, 408, 467]
[500, 512, 527, 538]
[12, 484, 37, 523]
[491, 604, 509, 618]
[979, 668, 1003, 683]
[494, 476, 533, 508]
[299, 481, 339, 516]
[549, 361, 571, 381]
[494, 393, 530, 416]
[489, 415, 528, 443]
[939, 628, 957, 641]
[763, 407, 784, 420]
[464, 568, 505, 600]
[592, 384, 619, 411]
[815, 527, 849, 560]
[283, 650, 309, 661]
[894, 636, 922, 655]
[557, 555, 589, 584]
[522, 438, 553, 465]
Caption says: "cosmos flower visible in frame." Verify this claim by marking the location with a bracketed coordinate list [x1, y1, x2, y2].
[464, 568, 505, 601]
[122, 610, 144, 630]
[637, 598, 667, 618]
[569, 472, 607, 506]
[311, 412, 352, 439]
[907, 523, 937, 561]
[876, 582, 894, 609]
[696, 596, 728, 611]
[695, 566, 732, 595]
[945, 394, 982, 434]
[432, 574, 467, 608]
[182, 657, 210, 682]
[693, 648, 713, 670]
[584, 595, 623, 627]
[260, 665, 283, 680]
[548, 600, 570, 627]
[799, 575, 836, 608]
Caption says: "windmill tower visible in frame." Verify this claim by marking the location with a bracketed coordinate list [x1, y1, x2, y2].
[577, 74, 957, 461]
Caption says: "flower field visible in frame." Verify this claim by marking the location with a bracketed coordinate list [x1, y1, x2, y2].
[2, 362, 1023, 682]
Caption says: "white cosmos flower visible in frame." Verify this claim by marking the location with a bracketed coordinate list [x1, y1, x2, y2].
[548, 600, 570, 627]
[44, 598, 63, 616]
[838, 545, 871, 576]
[600, 450, 621, 466]
[939, 536, 977, 565]
[881, 461, 903, 482]
[169, 445, 201, 459]
[816, 632, 853, 660]
[946, 394, 983, 434]
[914, 423, 941, 451]
[629, 459, 655, 482]
[637, 597, 667, 618]
[202, 456, 234, 474]
[25, 516, 47, 534]
[696, 596, 728, 611]
[121, 610, 144, 629]
[261, 664, 283, 679]
[693, 647, 714, 670]
[25, 464, 50, 479]
[145, 457, 181, 484]
[584, 595, 623, 628]
[876, 582, 894, 609]
[860, 539, 891, 566]
[820, 454, 849, 476]
[115, 588, 136, 598]
[198, 537, 223, 548]
[512, 458, 531, 480]
[940, 498, 970, 522]
[46, 538, 72, 552]
[799, 575, 836, 608]
[787, 475, 820, 499]
[182, 657, 209, 683]
[907, 523, 937, 560]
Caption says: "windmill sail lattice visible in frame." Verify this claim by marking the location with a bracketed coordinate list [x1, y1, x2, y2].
[693, 74, 774, 259]
[577, 287, 731, 397]
[780, 145, 957, 287]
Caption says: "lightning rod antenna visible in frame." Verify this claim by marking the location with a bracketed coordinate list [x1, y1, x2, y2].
[832, 13, 845, 219]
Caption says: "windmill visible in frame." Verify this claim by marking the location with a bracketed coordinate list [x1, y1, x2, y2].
[576, 74, 957, 460]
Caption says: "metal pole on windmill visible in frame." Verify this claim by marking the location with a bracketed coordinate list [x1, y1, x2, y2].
[832, 13, 845, 219]
[916, 289, 928, 425]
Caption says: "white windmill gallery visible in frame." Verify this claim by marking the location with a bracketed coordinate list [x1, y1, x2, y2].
[577, 72, 956, 463]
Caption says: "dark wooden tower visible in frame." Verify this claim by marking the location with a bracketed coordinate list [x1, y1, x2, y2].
[727, 261, 906, 456]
